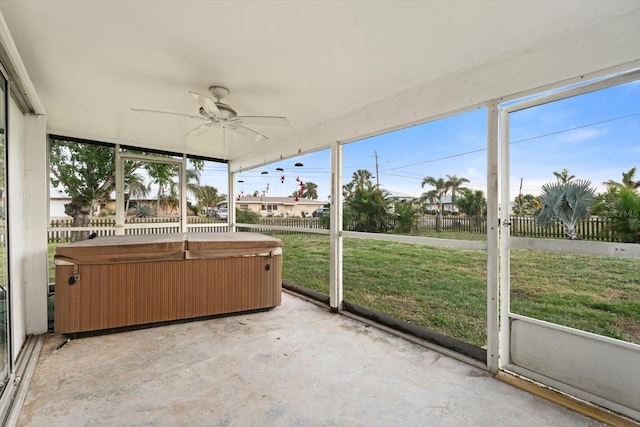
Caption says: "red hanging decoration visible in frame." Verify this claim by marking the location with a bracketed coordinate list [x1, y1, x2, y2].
[293, 177, 305, 202]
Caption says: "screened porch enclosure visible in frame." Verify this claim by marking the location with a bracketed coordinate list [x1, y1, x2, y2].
[43, 68, 640, 421]
[1, 1, 639, 423]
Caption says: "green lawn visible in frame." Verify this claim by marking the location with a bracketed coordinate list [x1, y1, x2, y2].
[277, 233, 640, 348]
[48, 234, 640, 348]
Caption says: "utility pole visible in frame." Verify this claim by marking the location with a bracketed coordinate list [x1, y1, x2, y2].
[374, 150, 380, 189]
[518, 177, 523, 216]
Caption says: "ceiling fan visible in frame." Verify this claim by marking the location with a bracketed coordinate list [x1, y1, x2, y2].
[132, 86, 289, 143]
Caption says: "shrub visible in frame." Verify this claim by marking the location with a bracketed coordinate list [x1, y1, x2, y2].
[394, 202, 417, 234]
[236, 208, 259, 224]
[605, 188, 640, 243]
[134, 204, 155, 218]
[98, 207, 115, 217]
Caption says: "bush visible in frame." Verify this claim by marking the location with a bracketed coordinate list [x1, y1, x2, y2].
[320, 211, 330, 229]
[134, 205, 155, 218]
[394, 203, 417, 234]
[605, 188, 640, 243]
[236, 208, 259, 224]
[98, 207, 115, 217]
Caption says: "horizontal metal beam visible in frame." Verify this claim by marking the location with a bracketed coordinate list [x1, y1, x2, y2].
[510, 237, 640, 258]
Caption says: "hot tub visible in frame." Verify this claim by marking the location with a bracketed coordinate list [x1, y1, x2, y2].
[54, 232, 282, 333]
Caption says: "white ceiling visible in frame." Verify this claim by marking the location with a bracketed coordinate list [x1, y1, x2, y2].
[1, 1, 640, 171]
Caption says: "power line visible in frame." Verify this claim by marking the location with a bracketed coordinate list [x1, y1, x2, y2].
[389, 111, 640, 171]
[390, 148, 486, 170]
[510, 111, 640, 146]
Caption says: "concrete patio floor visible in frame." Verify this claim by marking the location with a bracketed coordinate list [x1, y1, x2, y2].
[17, 292, 605, 426]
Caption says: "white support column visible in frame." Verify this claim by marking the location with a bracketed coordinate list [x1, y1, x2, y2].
[227, 165, 236, 232]
[329, 143, 343, 310]
[486, 103, 500, 372]
[114, 145, 125, 236]
[22, 114, 48, 334]
[498, 108, 512, 369]
[180, 154, 187, 232]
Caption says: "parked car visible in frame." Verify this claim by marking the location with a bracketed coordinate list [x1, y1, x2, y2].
[215, 207, 228, 219]
[312, 207, 330, 218]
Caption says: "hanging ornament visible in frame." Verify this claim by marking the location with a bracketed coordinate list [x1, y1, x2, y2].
[280, 175, 285, 184]
[293, 177, 305, 202]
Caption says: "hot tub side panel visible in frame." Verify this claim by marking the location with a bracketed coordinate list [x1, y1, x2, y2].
[55, 254, 282, 334]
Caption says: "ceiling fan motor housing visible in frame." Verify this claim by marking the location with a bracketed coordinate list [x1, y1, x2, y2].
[215, 102, 237, 120]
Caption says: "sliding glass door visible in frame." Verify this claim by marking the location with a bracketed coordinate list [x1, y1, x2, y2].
[0, 72, 10, 391]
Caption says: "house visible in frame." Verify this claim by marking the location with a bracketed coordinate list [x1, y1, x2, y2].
[423, 194, 460, 214]
[219, 197, 326, 217]
[0, 2, 639, 423]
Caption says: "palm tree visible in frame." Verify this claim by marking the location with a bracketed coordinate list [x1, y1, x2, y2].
[622, 167, 640, 190]
[196, 185, 224, 214]
[351, 169, 373, 192]
[146, 163, 179, 215]
[186, 167, 201, 201]
[553, 168, 575, 183]
[344, 186, 392, 232]
[445, 174, 470, 204]
[124, 172, 149, 214]
[535, 179, 596, 239]
[342, 181, 355, 198]
[421, 175, 448, 231]
[603, 167, 640, 192]
[301, 181, 318, 200]
[420, 176, 448, 212]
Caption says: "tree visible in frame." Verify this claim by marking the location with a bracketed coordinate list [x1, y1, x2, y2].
[512, 193, 539, 216]
[420, 176, 448, 212]
[342, 181, 355, 198]
[344, 186, 392, 232]
[394, 201, 418, 234]
[420, 175, 448, 231]
[604, 187, 640, 243]
[50, 140, 139, 241]
[445, 174, 470, 204]
[185, 162, 202, 201]
[351, 169, 374, 192]
[603, 167, 640, 192]
[621, 167, 640, 191]
[50, 140, 204, 240]
[301, 181, 318, 200]
[553, 168, 575, 184]
[196, 185, 225, 214]
[124, 172, 148, 214]
[343, 169, 374, 198]
[535, 179, 596, 239]
[456, 189, 486, 217]
[145, 161, 203, 215]
[146, 163, 179, 215]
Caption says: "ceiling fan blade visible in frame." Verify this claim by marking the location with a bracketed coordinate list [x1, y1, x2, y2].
[230, 124, 268, 143]
[189, 92, 220, 117]
[132, 108, 206, 121]
[186, 122, 213, 136]
[235, 116, 289, 127]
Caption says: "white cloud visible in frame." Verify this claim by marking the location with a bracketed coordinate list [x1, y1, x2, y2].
[557, 127, 606, 143]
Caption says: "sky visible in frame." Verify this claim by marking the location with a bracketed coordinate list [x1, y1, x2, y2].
[159, 77, 640, 204]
